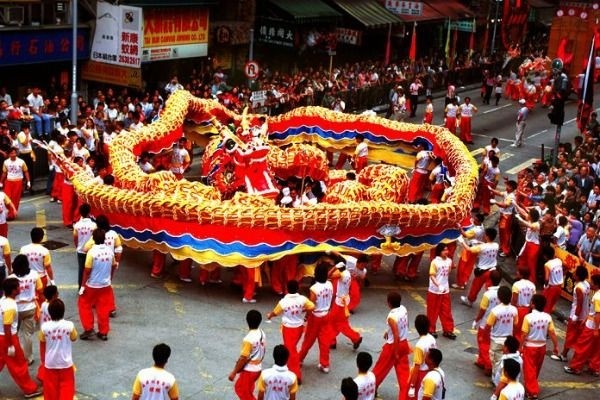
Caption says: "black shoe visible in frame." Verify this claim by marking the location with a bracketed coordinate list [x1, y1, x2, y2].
[80, 329, 96, 340]
[430, 332, 438, 339]
[109, 310, 117, 318]
[353, 336, 363, 350]
[330, 343, 337, 350]
[96, 333, 108, 341]
[443, 331, 457, 340]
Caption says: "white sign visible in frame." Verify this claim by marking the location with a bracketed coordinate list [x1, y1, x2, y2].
[335, 28, 363, 45]
[244, 61, 260, 79]
[141, 44, 208, 62]
[385, 0, 423, 16]
[250, 90, 267, 108]
[91, 2, 143, 68]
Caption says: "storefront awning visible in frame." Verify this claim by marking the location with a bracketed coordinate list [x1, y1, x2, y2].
[120, 0, 218, 6]
[527, 0, 555, 8]
[268, 0, 342, 24]
[397, 2, 445, 23]
[331, 0, 403, 28]
[427, 0, 474, 20]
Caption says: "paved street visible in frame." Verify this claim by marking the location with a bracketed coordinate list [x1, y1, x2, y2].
[1, 89, 600, 399]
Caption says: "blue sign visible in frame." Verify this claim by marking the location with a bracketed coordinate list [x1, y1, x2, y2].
[0, 28, 90, 66]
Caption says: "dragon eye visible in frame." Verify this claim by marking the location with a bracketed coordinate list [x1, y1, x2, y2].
[225, 139, 236, 150]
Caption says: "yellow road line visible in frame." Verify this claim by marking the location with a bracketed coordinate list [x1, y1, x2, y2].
[475, 380, 600, 389]
[505, 158, 539, 175]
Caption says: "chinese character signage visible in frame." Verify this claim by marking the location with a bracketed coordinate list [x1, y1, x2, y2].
[335, 28, 363, 46]
[141, 8, 209, 62]
[91, 2, 143, 68]
[0, 28, 89, 66]
[445, 20, 475, 33]
[82, 61, 142, 89]
[385, 0, 423, 16]
[256, 19, 295, 48]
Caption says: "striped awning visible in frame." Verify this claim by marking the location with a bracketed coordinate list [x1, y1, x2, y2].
[331, 0, 403, 28]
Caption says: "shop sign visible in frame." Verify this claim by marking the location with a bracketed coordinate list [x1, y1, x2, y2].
[141, 44, 208, 62]
[91, 2, 143, 68]
[385, 0, 423, 16]
[143, 8, 209, 48]
[335, 28, 363, 46]
[257, 19, 295, 48]
[445, 20, 475, 33]
[82, 61, 142, 89]
[0, 28, 89, 66]
[212, 21, 253, 45]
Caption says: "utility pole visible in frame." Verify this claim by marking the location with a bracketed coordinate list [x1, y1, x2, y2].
[490, 0, 500, 55]
[70, 0, 78, 124]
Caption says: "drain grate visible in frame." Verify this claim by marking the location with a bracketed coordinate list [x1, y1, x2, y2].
[43, 240, 69, 250]
[464, 347, 478, 354]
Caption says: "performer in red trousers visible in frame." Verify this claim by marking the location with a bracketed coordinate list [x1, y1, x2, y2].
[0, 278, 42, 398]
[61, 175, 78, 228]
[458, 97, 477, 144]
[407, 315, 437, 396]
[427, 243, 456, 339]
[328, 260, 362, 349]
[39, 299, 77, 400]
[240, 264, 259, 303]
[0, 147, 30, 219]
[515, 207, 541, 285]
[564, 274, 600, 376]
[78, 229, 116, 341]
[353, 134, 368, 174]
[228, 310, 266, 400]
[453, 214, 485, 290]
[372, 291, 411, 400]
[459, 228, 499, 307]
[444, 99, 458, 135]
[298, 262, 334, 373]
[407, 144, 433, 203]
[393, 252, 423, 281]
[521, 294, 559, 399]
[510, 268, 536, 342]
[552, 266, 590, 362]
[542, 247, 564, 314]
[490, 180, 517, 257]
[348, 255, 368, 313]
[270, 255, 298, 295]
[267, 280, 314, 382]
[472, 270, 501, 375]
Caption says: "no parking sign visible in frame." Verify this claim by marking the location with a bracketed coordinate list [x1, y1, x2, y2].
[244, 61, 260, 79]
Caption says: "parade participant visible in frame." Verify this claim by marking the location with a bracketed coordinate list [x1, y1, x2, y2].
[270, 255, 298, 295]
[512, 99, 528, 148]
[417, 348, 445, 400]
[39, 299, 77, 400]
[0, 189, 16, 238]
[229, 309, 266, 400]
[353, 352, 376, 400]
[453, 214, 485, 290]
[515, 207, 541, 285]
[407, 315, 437, 398]
[427, 243, 456, 339]
[444, 98, 458, 135]
[169, 137, 191, 180]
[564, 274, 600, 375]
[471, 270, 501, 376]
[257, 345, 298, 400]
[423, 97, 433, 124]
[494, 76, 503, 106]
[0, 278, 42, 398]
[267, 280, 314, 382]
[8, 255, 42, 366]
[371, 292, 411, 400]
[36, 284, 58, 382]
[428, 158, 446, 204]
[492, 336, 522, 393]
[444, 83, 456, 106]
[408, 144, 433, 203]
[391, 88, 407, 122]
[132, 343, 179, 400]
[491, 181, 517, 257]
[496, 359, 524, 400]
[510, 268, 536, 342]
[486, 286, 519, 379]
[485, 138, 501, 160]
[74, 203, 97, 288]
[542, 247, 564, 314]
[520, 294, 559, 399]
[460, 228, 499, 307]
[552, 266, 589, 362]
[341, 377, 359, 400]
[0, 147, 30, 219]
[409, 77, 422, 118]
[353, 134, 368, 174]
[198, 262, 223, 286]
[16, 123, 35, 194]
[458, 97, 477, 144]
[20, 227, 54, 287]
[348, 255, 368, 313]
[78, 229, 116, 341]
[328, 260, 362, 350]
[476, 155, 500, 215]
[48, 133, 66, 203]
[0, 233, 12, 295]
[298, 262, 334, 374]
[61, 152, 80, 228]
[241, 264, 260, 303]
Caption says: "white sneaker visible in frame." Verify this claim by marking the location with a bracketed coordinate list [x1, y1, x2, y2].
[179, 277, 192, 283]
[460, 296, 473, 307]
[318, 364, 330, 373]
[242, 298, 256, 303]
[510, 143, 517, 147]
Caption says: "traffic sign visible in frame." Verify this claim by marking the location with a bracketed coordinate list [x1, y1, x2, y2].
[244, 61, 260, 79]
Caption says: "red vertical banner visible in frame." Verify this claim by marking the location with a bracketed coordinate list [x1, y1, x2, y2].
[384, 23, 392, 66]
[409, 22, 417, 62]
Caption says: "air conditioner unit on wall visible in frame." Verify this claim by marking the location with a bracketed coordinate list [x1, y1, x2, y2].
[1, 6, 25, 25]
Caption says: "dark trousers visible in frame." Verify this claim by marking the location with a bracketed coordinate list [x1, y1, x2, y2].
[77, 252, 86, 288]
[19, 152, 34, 191]
[410, 94, 418, 116]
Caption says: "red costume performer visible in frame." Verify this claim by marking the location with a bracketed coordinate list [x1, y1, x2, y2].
[459, 98, 477, 144]
[0, 148, 30, 219]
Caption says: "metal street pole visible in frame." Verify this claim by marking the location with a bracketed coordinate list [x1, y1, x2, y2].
[552, 124, 562, 166]
[70, 0, 78, 124]
[248, 28, 254, 88]
[490, 0, 500, 55]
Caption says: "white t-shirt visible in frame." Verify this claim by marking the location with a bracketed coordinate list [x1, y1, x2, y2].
[20, 243, 50, 277]
[570, 281, 591, 321]
[334, 269, 352, 307]
[354, 371, 376, 400]
[476, 242, 499, 270]
[499, 381, 525, 400]
[0, 296, 18, 334]
[488, 303, 518, 341]
[418, 368, 445, 400]
[512, 279, 535, 307]
[355, 142, 368, 158]
[311, 281, 333, 317]
[275, 293, 313, 328]
[258, 365, 298, 400]
[74, 218, 97, 253]
[40, 319, 77, 369]
[545, 258, 563, 286]
[134, 367, 177, 400]
[428, 256, 451, 294]
[0, 192, 8, 224]
[84, 244, 114, 288]
[241, 328, 266, 372]
[385, 305, 409, 343]
[3, 158, 26, 180]
[9, 270, 40, 312]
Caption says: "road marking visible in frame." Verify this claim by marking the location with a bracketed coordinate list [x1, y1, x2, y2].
[36, 209, 47, 241]
[482, 104, 512, 114]
[499, 152, 513, 162]
[505, 158, 539, 175]
[564, 117, 576, 125]
[9, 219, 64, 225]
[472, 133, 513, 143]
[475, 380, 600, 389]
[529, 129, 548, 139]
[470, 148, 485, 157]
